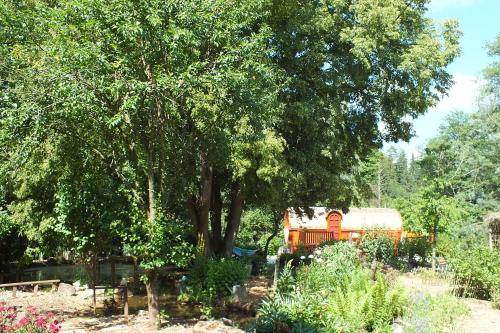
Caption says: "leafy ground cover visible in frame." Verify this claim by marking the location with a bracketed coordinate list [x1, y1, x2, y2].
[249, 243, 407, 332]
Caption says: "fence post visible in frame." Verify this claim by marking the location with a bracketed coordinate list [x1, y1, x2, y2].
[123, 287, 129, 320]
[92, 256, 97, 315]
[489, 228, 493, 249]
[273, 247, 284, 289]
[299, 228, 305, 246]
[33, 284, 38, 296]
[12, 286, 17, 298]
[133, 257, 139, 291]
[111, 258, 116, 287]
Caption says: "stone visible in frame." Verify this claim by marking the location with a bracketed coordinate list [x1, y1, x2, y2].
[193, 320, 244, 333]
[231, 285, 247, 303]
[137, 309, 148, 317]
[220, 318, 233, 326]
[58, 282, 76, 296]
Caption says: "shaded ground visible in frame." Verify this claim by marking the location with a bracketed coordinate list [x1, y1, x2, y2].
[398, 272, 500, 333]
[0, 276, 271, 332]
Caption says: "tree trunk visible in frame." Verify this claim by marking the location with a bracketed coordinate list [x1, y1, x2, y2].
[264, 211, 282, 257]
[145, 144, 160, 326]
[147, 146, 156, 223]
[431, 224, 437, 271]
[210, 173, 223, 254]
[187, 154, 213, 256]
[222, 183, 245, 257]
[376, 168, 382, 208]
[145, 269, 160, 328]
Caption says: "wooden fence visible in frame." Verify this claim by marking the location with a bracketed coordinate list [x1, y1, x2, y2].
[0, 280, 60, 298]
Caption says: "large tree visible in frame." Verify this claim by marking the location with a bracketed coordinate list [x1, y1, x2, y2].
[1, 0, 281, 325]
[191, 0, 461, 257]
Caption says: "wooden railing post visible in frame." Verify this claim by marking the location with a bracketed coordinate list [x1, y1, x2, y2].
[123, 287, 129, 320]
[111, 258, 116, 287]
[299, 228, 305, 246]
[33, 284, 38, 296]
[133, 257, 139, 291]
[12, 286, 17, 298]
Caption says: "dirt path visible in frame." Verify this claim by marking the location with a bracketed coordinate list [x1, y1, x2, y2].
[398, 273, 500, 333]
[457, 299, 500, 333]
[0, 276, 271, 332]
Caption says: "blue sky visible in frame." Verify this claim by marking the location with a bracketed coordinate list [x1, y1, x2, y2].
[384, 0, 499, 157]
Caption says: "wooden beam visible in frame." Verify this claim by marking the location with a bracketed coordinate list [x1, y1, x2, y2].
[0, 280, 60, 288]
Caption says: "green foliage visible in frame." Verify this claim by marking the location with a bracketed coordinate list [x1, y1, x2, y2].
[398, 237, 431, 266]
[276, 260, 295, 295]
[206, 258, 249, 297]
[295, 243, 359, 294]
[237, 208, 282, 255]
[401, 293, 470, 333]
[123, 210, 194, 272]
[252, 243, 405, 332]
[360, 231, 395, 263]
[186, 256, 249, 304]
[448, 246, 500, 300]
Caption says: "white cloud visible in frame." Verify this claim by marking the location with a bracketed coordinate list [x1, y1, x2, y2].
[428, 0, 476, 12]
[383, 72, 481, 158]
[432, 73, 480, 113]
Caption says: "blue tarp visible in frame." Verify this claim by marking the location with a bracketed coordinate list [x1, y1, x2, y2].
[233, 246, 258, 257]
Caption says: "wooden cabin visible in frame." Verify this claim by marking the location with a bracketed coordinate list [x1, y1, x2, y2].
[284, 207, 404, 253]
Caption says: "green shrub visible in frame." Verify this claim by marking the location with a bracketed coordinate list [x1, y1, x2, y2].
[252, 242, 406, 332]
[206, 258, 249, 297]
[448, 246, 500, 300]
[276, 260, 295, 295]
[185, 256, 249, 304]
[398, 237, 431, 266]
[294, 242, 360, 293]
[360, 231, 394, 263]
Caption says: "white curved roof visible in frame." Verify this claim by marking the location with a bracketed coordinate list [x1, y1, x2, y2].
[287, 207, 403, 231]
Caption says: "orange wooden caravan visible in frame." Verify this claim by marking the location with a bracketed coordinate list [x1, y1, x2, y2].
[284, 207, 404, 253]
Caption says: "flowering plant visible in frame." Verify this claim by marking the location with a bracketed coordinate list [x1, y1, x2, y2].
[0, 302, 61, 333]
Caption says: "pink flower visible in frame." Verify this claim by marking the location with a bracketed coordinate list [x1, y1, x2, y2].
[49, 322, 61, 333]
[26, 306, 38, 315]
[35, 316, 47, 328]
[19, 316, 30, 326]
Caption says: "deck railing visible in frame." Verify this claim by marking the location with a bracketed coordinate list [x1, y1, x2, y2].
[291, 229, 337, 252]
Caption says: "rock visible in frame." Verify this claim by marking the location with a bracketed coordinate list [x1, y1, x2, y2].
[221, 318, 233, 326]
[58, 282, 76, 296]
[137, 309, 148, 317]
[193, 320, 244, 333]
[231, 285, 247, 303]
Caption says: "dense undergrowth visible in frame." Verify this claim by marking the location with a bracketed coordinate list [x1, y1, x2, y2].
[249, 243, 406, 332]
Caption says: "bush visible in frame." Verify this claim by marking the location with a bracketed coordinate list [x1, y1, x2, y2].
[206, 258, 249, 297]
[251, 242, 406, 332]
[398, 237, 431, 267]
[295, 243, 359, 293]
[448, 246, 500, 300]
[360, 231, 395, 263]
[0, 303, 62, 333]
[185, 256, 249, 304]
